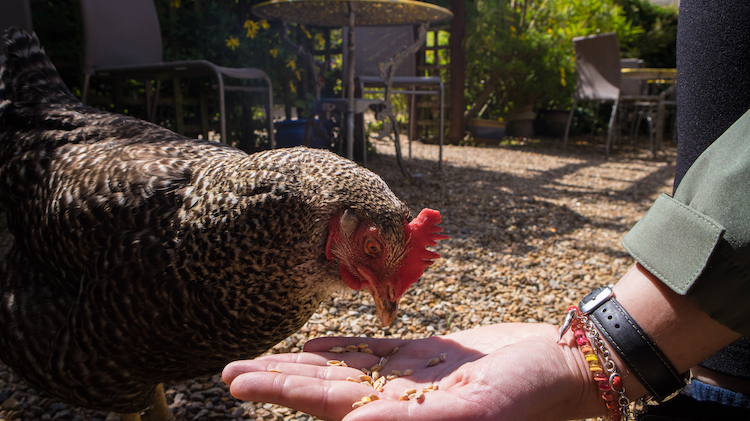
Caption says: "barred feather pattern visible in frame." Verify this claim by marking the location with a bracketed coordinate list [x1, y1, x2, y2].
[0, 28, 411, 412]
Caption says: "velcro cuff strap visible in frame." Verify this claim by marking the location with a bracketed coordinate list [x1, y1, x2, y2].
[622, 194, 725, 295]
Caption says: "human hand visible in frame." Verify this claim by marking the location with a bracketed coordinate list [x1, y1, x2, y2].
[223, 323, 602, 421]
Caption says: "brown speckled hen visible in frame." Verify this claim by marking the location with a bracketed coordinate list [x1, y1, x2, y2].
[0, 29, 447, 420]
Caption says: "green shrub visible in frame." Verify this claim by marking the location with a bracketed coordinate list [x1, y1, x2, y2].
[463, 0, 678, 122]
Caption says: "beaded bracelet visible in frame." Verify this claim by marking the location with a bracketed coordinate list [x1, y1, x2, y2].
[560, 305, 631, 421]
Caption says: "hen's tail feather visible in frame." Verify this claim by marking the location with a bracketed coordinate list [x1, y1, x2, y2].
[1, 27, 74, 106]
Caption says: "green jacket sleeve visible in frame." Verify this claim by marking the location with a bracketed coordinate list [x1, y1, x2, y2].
[622, 108, 750, 336]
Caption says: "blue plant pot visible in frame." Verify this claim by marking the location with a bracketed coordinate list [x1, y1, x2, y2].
[470, 119, 506, 143]
[274, 119, 331, 149]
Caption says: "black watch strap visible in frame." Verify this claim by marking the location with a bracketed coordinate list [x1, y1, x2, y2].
[580, 286, 689, 402]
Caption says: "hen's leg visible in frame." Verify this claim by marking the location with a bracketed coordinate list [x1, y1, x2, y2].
[119, 413, 142, 421]
[142, 383, 175, 421]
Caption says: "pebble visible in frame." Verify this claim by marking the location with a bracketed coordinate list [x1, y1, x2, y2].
[0, 140, 673, 421]
[191, 408, 209, 420]
[51, 409, 70, 420]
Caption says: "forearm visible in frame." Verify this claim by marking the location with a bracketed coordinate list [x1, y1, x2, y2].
[610, 264, 741, 401]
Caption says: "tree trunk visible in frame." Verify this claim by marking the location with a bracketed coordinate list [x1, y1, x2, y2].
[449, 0, 466, 144]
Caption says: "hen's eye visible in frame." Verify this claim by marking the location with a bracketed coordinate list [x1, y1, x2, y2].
[364, 238, 381, 256]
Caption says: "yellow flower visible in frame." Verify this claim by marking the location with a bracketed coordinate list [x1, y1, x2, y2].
[244, 20, 260, 39]
[295, 70, 302, 81]
[260, 20, 270, 30]
[269, 48, 279, 58]
[560, 67, 567, 87]
[289, 81, 296, 93]
[286, 59, 297, 71]
[170, 0, 180, 8]
[225, 36, 240, 50]
[300, 25, 312, 39]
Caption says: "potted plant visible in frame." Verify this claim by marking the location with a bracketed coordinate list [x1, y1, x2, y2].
[463, 0, 639, 138]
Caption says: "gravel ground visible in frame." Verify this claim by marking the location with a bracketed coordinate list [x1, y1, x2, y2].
[0, 136, 677, 421]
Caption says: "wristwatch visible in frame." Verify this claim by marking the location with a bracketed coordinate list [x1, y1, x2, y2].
[580, 286, 690, 402]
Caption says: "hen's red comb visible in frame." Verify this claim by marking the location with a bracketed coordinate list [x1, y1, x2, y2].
[396, 208, 449, 296]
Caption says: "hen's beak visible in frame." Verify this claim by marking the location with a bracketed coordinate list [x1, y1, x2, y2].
[357, 268, 399, 326]
[372, 291, 398, 327]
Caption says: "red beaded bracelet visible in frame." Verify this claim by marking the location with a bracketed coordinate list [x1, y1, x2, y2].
[560, 305, 631, 421]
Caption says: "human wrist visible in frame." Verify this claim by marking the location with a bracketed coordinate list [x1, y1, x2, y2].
[608, 263, 742, 402]
[558, 325, 622, 420]
[560, 304, 634, 420]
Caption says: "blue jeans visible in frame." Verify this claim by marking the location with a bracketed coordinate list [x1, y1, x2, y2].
[690, 379, 750, 409]
[637, 380, 750, 420]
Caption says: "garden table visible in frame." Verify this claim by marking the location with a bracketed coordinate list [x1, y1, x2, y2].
[621, 67, 676, 83]
[252, 0, 452, 163]
[621, 67, 676, 149]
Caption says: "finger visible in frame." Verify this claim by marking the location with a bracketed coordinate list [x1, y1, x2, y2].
[304, 336, 409, 356]
[228, 371, 380, 421]
[223, 353, 328, 384]
[223, 352, 381, 385]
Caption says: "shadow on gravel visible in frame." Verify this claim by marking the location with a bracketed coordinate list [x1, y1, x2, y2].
[367, 141, 676, 258]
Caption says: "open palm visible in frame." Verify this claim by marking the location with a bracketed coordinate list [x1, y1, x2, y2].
[223, 323, 600, 421]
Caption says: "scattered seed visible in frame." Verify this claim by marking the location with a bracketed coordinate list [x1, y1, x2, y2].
[361, 348, 374, 354]
[327, 360, 348, 367]
[268, 368, 281, 373]
[439, 353, 447, 362]
[403, 369, 413, 376]
[346, 377, 361, 383]
[426, 357, 440, 367]
[388, 346, 400, 357]
[329, 347, 345, 354]
[414, 390, 425, 401]
[346, 345, 359, 352]
[359, 374, 372, 383]
[378, 357, 389, 366]
[371, 371, 380, 382]
[391, 370, 402, 377]
[398, 395, 409, 401]
[408, 393, 417, 400]
[357, 343, 368, 349]
[373, 376, 386, 390]
[386, 374, 398, 380]
[369, 364, 384, 372]
[403, 388, 417, 396]
[352, 393, 378, 409]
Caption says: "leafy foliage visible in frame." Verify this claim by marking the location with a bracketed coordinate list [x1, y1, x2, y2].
[463, 0, 676, 121]
[614, 0, 678, 68]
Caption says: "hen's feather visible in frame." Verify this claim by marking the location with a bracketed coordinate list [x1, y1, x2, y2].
[0, 28, 413, 412]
